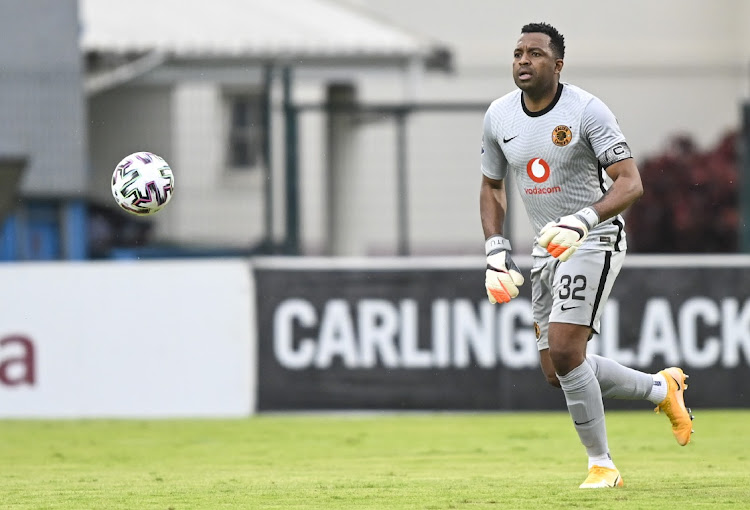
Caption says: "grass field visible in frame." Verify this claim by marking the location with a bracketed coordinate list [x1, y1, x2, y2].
[2, 409, 749, 509]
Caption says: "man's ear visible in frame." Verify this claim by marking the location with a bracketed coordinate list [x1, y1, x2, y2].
[555, 59, 564, 75]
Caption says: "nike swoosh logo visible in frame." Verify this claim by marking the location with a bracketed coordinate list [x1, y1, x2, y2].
[561, 304, 579, 311]
[574, 418, 595, 426]
[503, 135, 518, 143]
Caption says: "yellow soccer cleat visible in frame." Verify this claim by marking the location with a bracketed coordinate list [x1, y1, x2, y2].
[579, 465, 624, 488]
[654, 367, 694, 446]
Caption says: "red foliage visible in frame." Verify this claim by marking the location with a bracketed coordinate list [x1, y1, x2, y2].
[626, 131, 739, 253]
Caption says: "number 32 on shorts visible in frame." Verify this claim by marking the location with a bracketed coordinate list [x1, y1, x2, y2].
[559, 274, 587, 300]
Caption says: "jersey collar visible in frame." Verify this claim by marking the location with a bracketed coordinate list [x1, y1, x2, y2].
[521, 83, 564, 117]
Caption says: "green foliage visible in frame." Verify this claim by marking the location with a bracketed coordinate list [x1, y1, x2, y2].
[1, 410, 748, 509]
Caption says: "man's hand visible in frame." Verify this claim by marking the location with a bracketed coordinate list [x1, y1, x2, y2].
[485, 236, 524, 304]
[537, 207, 599, 261]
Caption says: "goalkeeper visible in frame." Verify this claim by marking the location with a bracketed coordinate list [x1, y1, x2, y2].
[480, 22, 694, 489]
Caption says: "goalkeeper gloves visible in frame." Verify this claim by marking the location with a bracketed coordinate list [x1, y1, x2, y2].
[484, 235, 524, 304]
[537, 207, 599, 261]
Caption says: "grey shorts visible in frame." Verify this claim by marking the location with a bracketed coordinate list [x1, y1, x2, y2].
[530, 249, 625, 351]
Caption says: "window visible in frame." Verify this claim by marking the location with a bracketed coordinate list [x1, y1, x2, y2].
[226, 93, 265, 171]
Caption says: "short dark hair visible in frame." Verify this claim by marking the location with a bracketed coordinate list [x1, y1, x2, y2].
[521, 22, 565, 59]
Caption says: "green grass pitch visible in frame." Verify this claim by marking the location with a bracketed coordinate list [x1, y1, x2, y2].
[2, 410, 748, 509]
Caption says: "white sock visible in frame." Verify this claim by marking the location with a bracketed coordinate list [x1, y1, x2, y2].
[588, 452, 616, 470]
[647, 373, 668, 404]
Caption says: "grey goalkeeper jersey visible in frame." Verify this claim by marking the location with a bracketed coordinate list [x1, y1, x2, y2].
[481, 82, 628, 257]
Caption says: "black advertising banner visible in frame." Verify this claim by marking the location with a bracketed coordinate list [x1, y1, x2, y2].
[253, 257, 750, 411]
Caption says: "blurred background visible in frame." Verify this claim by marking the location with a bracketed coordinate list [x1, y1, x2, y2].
[0, 0, 747, 260]
[1, 0, 749, 418]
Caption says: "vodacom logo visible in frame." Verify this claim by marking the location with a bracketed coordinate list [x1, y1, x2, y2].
[526, 158, 550, 183]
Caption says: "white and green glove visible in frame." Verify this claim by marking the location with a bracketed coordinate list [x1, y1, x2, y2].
[537, 207, 599, 261]
[484, 235, 524, 304]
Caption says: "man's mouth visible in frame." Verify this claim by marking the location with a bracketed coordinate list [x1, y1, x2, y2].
[518, 70, 532, 80]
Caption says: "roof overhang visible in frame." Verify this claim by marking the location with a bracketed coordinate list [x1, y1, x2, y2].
[80, 0, 452, 90]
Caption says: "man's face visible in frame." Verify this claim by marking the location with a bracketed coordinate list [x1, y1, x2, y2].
[512, 32, 563, 93]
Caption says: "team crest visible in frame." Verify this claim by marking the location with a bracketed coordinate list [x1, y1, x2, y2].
[552, 125, 572, 147]
[534, 322, 541, 339]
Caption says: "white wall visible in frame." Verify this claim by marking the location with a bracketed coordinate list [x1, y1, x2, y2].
[0, 259, 254, 418]
[170, 83, 267, 248]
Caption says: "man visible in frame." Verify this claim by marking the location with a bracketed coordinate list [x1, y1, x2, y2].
[479, 22, 694, 489]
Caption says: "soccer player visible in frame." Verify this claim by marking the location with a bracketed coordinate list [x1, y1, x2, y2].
[479, 22, 693, 488]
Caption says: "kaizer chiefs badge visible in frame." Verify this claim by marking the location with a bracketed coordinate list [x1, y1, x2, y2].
[552, 125, 572, 146]
[534, 322, 541, 339]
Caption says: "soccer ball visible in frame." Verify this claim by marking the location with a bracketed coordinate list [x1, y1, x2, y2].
[111, 152, 174, 215]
